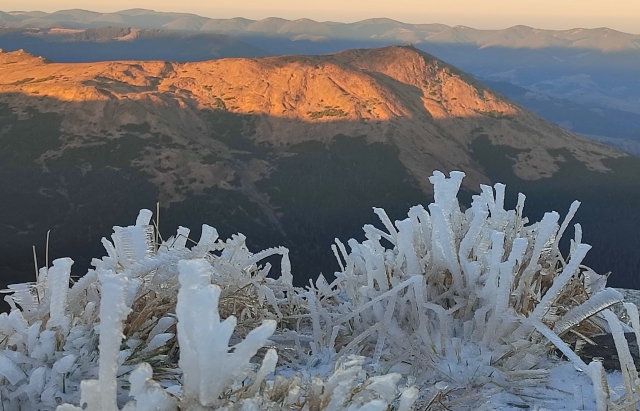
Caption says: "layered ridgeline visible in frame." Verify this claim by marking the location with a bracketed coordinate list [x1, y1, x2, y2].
[0, 26, 270, 62]
[1, 45, 639, 290]
[2, 9, 639, 52]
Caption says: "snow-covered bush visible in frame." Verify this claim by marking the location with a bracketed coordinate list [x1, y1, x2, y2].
[0, 170, 638, 410]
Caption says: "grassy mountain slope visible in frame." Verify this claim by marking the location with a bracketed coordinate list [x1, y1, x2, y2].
[0, 45, 639, 293]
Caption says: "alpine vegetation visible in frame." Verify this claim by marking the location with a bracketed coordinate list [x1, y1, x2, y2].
[0, 171, 638, 410]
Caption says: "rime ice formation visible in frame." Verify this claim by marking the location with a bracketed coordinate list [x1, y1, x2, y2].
[0, 171, 638, 410]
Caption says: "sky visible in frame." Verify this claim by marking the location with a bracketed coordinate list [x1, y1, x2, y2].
[3, 0, 640, 33]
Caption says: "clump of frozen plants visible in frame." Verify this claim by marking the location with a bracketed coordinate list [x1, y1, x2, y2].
[0, 170, 639, 410]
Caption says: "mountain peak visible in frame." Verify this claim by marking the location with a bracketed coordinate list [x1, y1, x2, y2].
[0, 46, 620, 204]
[0, 48, 47, 63]
[117, 8, 158, 15]
[0, 45, 634, 289]
[353, 17, 406, 25]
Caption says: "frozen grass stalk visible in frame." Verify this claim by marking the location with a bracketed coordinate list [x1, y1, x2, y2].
[588, 359, 610, 411]
[47, 258, 73, 332]
[176, 259, 277, 407]
[97, 271, 132, 411]
[602, 309, 638, 407]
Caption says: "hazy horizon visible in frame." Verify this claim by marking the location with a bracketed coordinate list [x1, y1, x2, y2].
[2, 0, 639, 34]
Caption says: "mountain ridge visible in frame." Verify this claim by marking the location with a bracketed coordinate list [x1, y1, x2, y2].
[0, 26, 270, 61]
[0, 45, 621, 203]
[1, 45, 640, 294]
[1, 9, 639, 51]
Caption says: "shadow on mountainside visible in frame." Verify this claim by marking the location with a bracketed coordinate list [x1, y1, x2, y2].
[2, 91, 640, 312]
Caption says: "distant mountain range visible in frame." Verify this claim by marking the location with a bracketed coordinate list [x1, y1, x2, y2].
[2, 46, 640, 295]
[0, 26, 269, 61]
[1, 9, 639, 52]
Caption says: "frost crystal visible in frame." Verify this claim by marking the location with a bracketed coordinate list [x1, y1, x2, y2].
[177, 259, 276, 407]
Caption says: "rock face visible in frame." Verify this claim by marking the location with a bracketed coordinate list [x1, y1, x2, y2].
[0, 45, 639, 291]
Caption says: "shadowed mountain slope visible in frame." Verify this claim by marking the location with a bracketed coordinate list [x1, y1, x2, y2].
[1, 45, 639, 294]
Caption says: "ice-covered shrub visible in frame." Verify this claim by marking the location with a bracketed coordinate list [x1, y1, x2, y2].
[289, 171, 640, 408]
[0, 170, 638, 410]
[0, 208, 411, 410]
